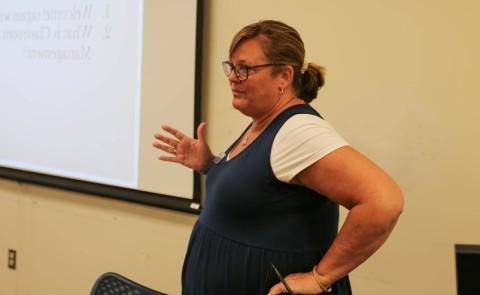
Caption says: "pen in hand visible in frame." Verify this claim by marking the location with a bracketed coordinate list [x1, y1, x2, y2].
[271, 263, 295, 295]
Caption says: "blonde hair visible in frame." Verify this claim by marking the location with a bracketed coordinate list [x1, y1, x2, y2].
[229, 20, 325, 103]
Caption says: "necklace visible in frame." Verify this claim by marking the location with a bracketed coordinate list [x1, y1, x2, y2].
[239, 99, 301, 148]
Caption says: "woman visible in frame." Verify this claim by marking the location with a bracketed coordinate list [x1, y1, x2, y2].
[153, 20, 403, 295]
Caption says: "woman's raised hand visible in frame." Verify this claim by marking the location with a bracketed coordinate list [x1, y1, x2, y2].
[153, 122, 213, 171]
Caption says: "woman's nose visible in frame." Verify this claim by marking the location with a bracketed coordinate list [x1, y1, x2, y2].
[227, 70, 240, 83]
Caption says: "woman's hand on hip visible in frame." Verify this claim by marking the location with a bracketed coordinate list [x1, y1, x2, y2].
[268, 271, 324, 295]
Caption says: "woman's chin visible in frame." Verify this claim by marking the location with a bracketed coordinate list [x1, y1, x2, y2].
[232, 101, 254, 117]
[232, 97, 246, 110]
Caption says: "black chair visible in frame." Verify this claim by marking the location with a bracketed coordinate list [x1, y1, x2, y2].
[90, 272, 167, 295]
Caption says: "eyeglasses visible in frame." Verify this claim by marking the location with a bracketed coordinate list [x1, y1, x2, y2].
[221, 61, 285, 81]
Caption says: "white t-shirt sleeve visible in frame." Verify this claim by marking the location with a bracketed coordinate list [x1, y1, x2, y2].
[271, 114, 349, 183]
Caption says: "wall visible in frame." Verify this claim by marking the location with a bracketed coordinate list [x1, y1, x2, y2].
[1, 0, 480, 294]
[0, 178, 196, 294]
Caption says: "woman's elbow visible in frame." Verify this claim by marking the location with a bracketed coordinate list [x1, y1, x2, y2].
[384, 184, 404, 222]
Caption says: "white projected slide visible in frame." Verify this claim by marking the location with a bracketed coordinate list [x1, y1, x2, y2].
[1, 0, 200, 203]
[0, 0, 197, 204]
[0, 1, 143, 188]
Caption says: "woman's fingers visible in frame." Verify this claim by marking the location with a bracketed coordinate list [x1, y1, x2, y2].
[152, 141, 177, 154]
[196, 122, 207, 143]
[155, 124, 196, 154]
[267, 273, 321, 295]
[153, 132, 179, 147]
[266, 282, 286, 295]
[161, 124, 186, 140]
[158, 154, 181, 163]
[154, 124, 210, 170]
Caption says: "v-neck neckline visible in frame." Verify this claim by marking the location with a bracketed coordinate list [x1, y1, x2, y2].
[225, 103, 307, 162]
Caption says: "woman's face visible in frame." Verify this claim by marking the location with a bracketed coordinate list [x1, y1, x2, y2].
[228, 37, 283, 118]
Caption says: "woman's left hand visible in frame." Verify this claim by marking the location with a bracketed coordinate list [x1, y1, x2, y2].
[267, 271, 323, 295]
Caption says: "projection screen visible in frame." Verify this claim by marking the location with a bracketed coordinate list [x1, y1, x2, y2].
[0, 0, 203, 213]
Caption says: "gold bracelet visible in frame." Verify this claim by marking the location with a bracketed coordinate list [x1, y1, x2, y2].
[312, 266, 332, 293]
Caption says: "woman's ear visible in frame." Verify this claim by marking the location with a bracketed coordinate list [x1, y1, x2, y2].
[278, 65, 295, 90]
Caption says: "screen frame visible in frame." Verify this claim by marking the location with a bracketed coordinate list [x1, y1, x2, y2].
[455, 243, 480, 295]
[0, 0, 204, 214]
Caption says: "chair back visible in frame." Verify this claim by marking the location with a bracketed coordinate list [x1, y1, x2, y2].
[90, 272, 167, 295]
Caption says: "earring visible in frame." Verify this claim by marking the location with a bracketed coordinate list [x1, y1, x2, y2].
[280, 88, 284, 94]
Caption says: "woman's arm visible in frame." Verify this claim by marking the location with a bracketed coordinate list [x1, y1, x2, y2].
[268, 145, 404, 294]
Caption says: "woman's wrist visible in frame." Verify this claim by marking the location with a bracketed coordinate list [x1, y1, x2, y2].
[198, 156, 214, 175]
[197, 152, 226, 175]
[312, 265, 332, 293]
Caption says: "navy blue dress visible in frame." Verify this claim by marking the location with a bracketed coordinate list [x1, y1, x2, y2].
[182, 104, 352, 295]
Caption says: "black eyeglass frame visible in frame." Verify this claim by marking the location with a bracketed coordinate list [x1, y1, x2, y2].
[221, 61, 285, 81]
